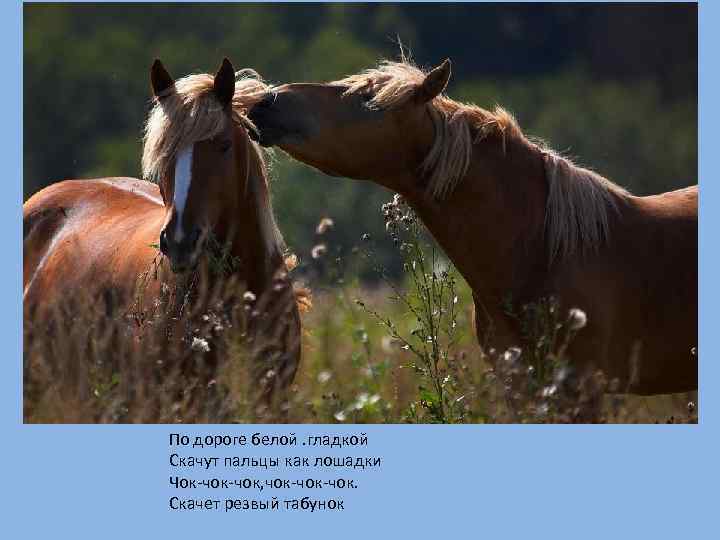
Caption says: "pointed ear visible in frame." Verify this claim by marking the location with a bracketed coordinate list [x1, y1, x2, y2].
[150, 59, 174, 98]
[213, 58, 236, 107]
[416, 59, 451, 104]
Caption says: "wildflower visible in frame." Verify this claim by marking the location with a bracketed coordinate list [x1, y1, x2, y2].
[541, 385, 557, 397]
[361, 233, 371, 242]
[502, 347, 522, 366]
[191, 337, 210, 353]
[317, 371, 332, 384]
[334, 411, 347, 422]
[688, 401, 696, 413]
[567, 308, 587, 330]
[243, 291, 256, 303]
[354, 393, 370, 410]
[316, 217, 334, 235]
[311, 243, 327, 259]
[400, 214, 413, 226]
[368, 394, 380, 405]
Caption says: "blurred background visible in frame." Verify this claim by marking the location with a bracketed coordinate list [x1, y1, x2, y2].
[24, 3, 697, 283]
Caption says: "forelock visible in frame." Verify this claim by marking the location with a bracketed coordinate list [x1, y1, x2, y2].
[142, 70, 269, 183]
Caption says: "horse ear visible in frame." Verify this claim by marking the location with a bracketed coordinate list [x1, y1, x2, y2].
[417, 59, 451, 104]
[213, 58, 236, 107]
[150, 59, 174, 98]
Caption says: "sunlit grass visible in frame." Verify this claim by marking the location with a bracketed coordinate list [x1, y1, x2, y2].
[23, 196, 697, 424]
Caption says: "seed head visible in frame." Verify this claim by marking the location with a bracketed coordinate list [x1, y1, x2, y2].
[567, 308, 587, 330]
[316, 217, 334, 235]
[191, 337, 210, 353]
[311, 243, 327, 259]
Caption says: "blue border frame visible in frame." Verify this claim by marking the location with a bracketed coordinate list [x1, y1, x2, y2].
[4, 2, 713, 537]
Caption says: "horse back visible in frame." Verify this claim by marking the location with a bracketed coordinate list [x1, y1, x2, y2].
[608, 185, 697, 392]
[23, 178, 167, 312]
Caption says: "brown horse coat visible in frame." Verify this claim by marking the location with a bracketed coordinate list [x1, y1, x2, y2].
[24, 59, 303, 398]
[248, 58, 697, 395]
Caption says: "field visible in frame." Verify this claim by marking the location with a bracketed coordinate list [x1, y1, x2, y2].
[23, 203, 697, 424]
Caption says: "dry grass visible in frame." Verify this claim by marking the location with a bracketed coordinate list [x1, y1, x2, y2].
[23, 281, 697, 424]
[23, 199, 697, 425]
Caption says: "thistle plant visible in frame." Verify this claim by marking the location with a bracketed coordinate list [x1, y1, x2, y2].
[356, 194, 464, 423]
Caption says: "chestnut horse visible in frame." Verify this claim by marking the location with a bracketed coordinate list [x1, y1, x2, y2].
[248, 58, 697, 395]
[24, 58, 302, 397]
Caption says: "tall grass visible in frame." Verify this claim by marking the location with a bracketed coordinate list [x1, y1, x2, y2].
[23, 196, 697, 424]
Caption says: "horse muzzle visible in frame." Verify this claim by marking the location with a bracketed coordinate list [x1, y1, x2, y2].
[159, 226, 204, 273]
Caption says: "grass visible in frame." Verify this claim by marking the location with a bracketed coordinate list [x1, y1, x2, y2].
[23, 195, 697, 424]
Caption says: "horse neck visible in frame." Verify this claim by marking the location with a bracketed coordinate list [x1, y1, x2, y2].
[223, 143, 284, 296]
[397, 133, 549, 305]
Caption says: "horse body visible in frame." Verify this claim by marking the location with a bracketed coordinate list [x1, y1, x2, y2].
[24, 59, 303, 403]
[24, 178, 167, 311]
[248, 58, 697, 395]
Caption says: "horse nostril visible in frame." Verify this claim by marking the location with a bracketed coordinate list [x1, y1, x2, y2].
[159, 229, 168, 254]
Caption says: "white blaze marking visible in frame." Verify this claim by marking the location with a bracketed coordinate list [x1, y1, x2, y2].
[173, 146, 194, 242]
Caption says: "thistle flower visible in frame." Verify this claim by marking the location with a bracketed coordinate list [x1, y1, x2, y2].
[316, 217, 334, 235]
[354, 393, 370, 410]
[502, 347, 522, 366]
[311, 243, 327, 259]
[567, 308, 587, 330]
[191, 337, 210, 353]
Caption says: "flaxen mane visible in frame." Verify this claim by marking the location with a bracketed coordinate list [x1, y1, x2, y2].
[142, 69, 268, 183]
[540, 147, 628, 263]
[335, 59, 521, 200]
[336, 58, 629, 262]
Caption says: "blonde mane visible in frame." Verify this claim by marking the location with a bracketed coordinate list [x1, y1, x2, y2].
[336, 58, 629, 261]
[142, 69, 268, 183]
[541, 147, 628, 263]
[335, 59, 521, 199]
[142, 69, 286, 264]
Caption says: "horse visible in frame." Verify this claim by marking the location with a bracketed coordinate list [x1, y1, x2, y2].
[23, 58, 304, 405]
[247, 57, 697, 396]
